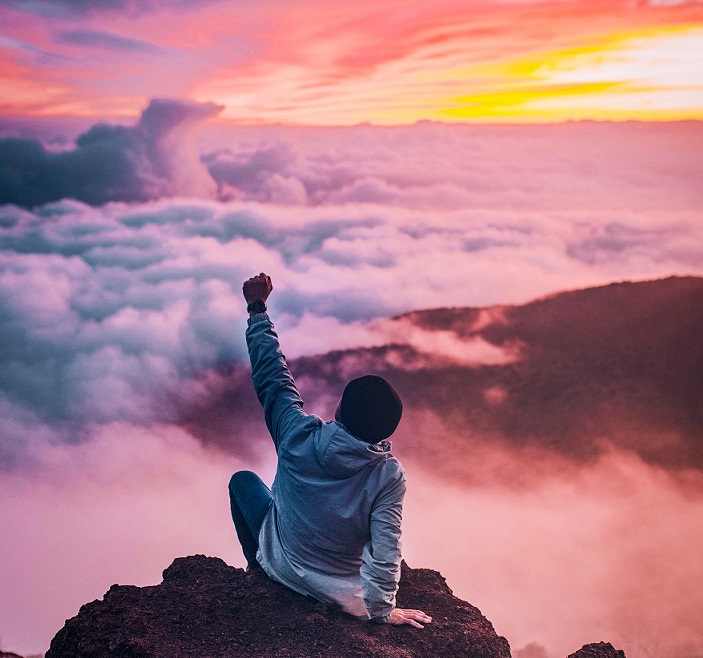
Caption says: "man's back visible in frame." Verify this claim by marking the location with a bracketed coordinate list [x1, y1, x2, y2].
[229, 272, 431, 628]
[273, 419, 405, 571]
[247, 312, 405, 618]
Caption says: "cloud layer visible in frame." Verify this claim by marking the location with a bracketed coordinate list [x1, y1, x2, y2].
[0, 99, 221, 207]
[1, 115, 701, 470]
[1, 114, 702, 656]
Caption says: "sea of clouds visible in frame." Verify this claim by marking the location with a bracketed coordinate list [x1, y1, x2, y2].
[1, 100, 702, 656]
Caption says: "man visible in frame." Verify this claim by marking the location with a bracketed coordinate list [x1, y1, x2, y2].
[228, 272, 431, 628]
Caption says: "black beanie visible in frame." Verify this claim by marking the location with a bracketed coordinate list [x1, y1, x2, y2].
[339, 375, 403, 443]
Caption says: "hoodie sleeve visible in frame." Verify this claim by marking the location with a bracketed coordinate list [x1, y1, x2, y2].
[360, 467, 406, 620]
[246, 312, 317, 450]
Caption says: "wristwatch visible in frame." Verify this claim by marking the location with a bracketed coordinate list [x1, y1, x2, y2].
[247, 300, 267, 314]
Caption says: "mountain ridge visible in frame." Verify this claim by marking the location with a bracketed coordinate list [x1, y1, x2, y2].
[177, 275, 703, 482]
[293, 276, 703, 474]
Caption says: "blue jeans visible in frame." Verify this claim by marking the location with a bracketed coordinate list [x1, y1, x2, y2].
[228, 471, 273, 570]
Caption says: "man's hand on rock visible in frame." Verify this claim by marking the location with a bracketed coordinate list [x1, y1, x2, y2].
[243, 272, 273, 306]
[387, 608, 433, 629]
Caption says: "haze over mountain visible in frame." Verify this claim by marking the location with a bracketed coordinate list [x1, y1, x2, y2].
[2, 276, 702, 658]
[183, 276, 703, 480]
[1, 106, 701, 656]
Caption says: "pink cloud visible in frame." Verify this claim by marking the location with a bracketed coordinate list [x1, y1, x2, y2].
[2, 419, 701, 658]
[0, 422, 270, 655]
[0, 99, 221, 206]
[401, 439, 703, 658]
[1, 116, 702, 656]
[3, 0, 702, 120]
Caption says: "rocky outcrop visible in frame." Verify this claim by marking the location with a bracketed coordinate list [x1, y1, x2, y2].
[567, 643, 626, 658]
[46, 555, 510, 658]
[45, 555, 627, 658]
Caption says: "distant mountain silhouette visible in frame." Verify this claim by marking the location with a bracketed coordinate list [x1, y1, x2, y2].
[292, 276, 703, 473]
[179, 276, 703, 476]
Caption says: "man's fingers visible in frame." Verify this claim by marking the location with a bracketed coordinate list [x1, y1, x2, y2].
[242, 273, 273, 298]
[389, 608, 432, 628]
[250, 273, 273, 289]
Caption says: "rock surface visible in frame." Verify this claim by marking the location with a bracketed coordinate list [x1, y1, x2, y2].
[567, 643, 626, 658]
[45, 555, 627, 658]
[46, 555, 510, 658]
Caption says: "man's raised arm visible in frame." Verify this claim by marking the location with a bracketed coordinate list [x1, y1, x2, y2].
[243, 272, 313, 448]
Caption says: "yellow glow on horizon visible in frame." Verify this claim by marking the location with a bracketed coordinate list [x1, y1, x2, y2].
[201, 24, 703, 125]
[438, 25, 703, 123]
[6, 15, 701, 125]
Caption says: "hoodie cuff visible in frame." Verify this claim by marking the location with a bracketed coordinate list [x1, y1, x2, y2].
[370, 613, 392, 624]
[247, 312, 270, 326]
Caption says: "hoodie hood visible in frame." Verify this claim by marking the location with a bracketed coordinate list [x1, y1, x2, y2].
[314, 421, 392, 479]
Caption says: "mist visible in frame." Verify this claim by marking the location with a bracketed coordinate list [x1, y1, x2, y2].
[402, 438, 703, 658]
[1, 109, 702, 655]
[2, 418, 702, 658]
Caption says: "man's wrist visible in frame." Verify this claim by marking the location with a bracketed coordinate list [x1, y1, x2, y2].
[370, 613, 392, 624]
[247, 300, 267, 315]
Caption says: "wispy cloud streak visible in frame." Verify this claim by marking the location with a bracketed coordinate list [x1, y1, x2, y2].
[1, 0, 702, 120]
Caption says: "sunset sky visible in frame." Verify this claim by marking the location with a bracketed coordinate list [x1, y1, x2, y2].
[1, 1, 703, 657]
[1, 0, 702, 124]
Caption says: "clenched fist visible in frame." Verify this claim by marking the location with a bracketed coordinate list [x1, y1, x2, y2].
[243, 272, 273, 304]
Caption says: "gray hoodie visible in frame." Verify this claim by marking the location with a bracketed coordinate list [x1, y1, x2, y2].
[246, 312, 406, 620]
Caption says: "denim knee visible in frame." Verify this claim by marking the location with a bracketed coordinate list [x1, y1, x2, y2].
[229, 470, 257, 496]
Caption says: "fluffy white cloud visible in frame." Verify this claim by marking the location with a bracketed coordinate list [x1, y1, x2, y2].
[1, 117, 702, 466]
[0, 99, 221, 207]
[1, 115, 702, 656]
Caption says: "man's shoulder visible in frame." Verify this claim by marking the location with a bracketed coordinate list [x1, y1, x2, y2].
[370, 457, 406, 507]
[379, 444, 404, 473]
[373, 451, 406, 486]
[278, 411, 323, 447]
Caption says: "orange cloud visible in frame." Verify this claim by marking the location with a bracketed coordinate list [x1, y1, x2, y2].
[2, 1, 703, 121]
[191, 2, 703, 124]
